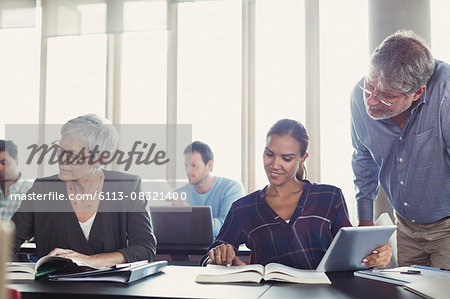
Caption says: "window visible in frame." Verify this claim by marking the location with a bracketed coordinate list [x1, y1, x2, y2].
[320, 0, 369, 225]
[45, 35, 107, 123]
[1, 0, 443, 213]
[120, 31, 167, 124]
[254, 0, 306, 189]
[0, 27, 40, 138]
[177, 0, 242, 182]
[431, 0, 450, 62]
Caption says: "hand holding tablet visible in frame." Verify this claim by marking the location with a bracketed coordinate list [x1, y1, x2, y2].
[316, 226, 396, 272]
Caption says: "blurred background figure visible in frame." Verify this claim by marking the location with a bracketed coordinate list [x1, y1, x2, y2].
[0, 140, 32, 221]
[175, 141, 244, 237]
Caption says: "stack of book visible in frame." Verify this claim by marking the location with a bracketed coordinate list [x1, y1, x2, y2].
[7, 256, 167, 284]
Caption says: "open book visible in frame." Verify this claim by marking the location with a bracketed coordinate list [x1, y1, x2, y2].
[195, 263, 330, 284]
[7, 255, 101, 280]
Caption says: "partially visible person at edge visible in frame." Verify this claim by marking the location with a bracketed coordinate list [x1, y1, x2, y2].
[201, 119, 392, 269]
[350, 29, 449, 268]
[0, 140, 32, 221]
[12, 114, 156, 267]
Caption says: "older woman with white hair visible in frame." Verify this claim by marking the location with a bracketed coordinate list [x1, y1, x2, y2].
[12, 114, 156, 267]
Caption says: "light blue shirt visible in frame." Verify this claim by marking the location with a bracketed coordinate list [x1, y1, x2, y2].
[350, 60, 450, 224]
[176, 177, 244, 236]
[0, 173, 33, 221]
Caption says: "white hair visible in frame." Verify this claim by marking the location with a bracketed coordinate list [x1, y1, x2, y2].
[61, 114, 118, 160]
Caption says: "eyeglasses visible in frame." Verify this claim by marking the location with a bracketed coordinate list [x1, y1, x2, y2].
[51, 140, 92, 165]
[358, 81, 403, 107]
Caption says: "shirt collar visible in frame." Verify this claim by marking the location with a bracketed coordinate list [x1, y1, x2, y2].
[258, 180, 312, 220]
[8, 172, 25, 193]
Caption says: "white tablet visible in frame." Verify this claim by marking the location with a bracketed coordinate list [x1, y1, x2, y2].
[316, 226, 396, 272]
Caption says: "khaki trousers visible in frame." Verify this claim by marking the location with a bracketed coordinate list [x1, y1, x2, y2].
[396, 213, 450, 268]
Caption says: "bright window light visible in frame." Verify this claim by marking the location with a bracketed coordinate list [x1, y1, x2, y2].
[177, 0, 242, 182]
[120, 31, 167, 124]
[77, 3, 107, 34]
[320, 0, 369, 225]
[254, 0, 306, 189]
[45, 35, 107, 123]
[431, 0, 450, 62]
[0, 28, 40, 138]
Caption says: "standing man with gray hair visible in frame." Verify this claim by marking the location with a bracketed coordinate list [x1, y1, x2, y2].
[350, 29, 449, 268]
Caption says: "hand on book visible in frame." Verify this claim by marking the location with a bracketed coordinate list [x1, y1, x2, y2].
[208, 244, 246, 267]
[361, 242, 392, 268]
[48, 247, 94, 265]
[48, 248, 127, 268]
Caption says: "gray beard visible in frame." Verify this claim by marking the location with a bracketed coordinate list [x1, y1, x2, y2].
[366, 101, 411, 121]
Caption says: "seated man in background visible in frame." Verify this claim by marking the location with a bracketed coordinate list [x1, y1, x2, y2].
[0, 140, 32, 221]
[175, 141, 244, 237]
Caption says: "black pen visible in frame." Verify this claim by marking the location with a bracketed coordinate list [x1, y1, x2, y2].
[379, 269, 421, 275]
[411, 265, 450, 273]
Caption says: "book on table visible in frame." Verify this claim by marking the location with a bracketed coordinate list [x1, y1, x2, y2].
[403, 277, 450, 299]
[195, 263, 330, 284]
[353, 266, 450, 286]
[7, 256, 167, 283]
[48, 260, 167, 283]
[7, 255, 102, 280]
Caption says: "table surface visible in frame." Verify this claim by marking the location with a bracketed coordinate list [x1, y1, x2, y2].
[8, 265, 422, 299]
[263, 271, 421, 299]
[8, 266, 269, 299]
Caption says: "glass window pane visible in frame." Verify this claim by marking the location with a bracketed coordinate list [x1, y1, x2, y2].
[123, 0, 167, 31]
[431, 0, 450, 62]
[177, 0, 242, 182]
[45, 35, 107, 123]
[0, 27, 40, 138]
[254, 0, 306, 189]
[44, 0, 107, 37]
[120, 31, 167, 124]
[320, 0, 368, 225]
[0, 0, 36, 29]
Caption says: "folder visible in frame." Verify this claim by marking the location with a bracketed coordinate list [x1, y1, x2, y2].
[354, 266, 450, 286]
[48, 260, 167, 284]
[404, 277, 450, 299]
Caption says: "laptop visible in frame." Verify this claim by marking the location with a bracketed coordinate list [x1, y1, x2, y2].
[150, 206, 214, 250]
[316, 226, 396, 272]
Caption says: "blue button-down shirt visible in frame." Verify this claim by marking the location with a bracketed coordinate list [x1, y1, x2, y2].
[351, 60, 450, 224]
